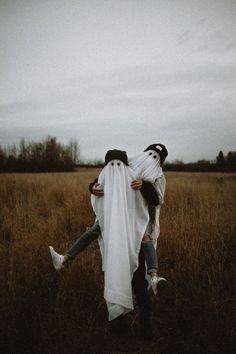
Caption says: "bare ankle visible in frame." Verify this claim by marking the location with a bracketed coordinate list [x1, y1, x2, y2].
[150, 272, 157, 278]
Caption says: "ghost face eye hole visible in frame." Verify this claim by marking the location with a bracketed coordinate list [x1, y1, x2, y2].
[111, 162, 114, 166]
[153, 155, 157, 159]
[117, 162, 120, 166]
[149, 152, 152, 156]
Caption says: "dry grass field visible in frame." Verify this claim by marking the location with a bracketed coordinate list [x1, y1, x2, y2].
[0, 170, 235, 354]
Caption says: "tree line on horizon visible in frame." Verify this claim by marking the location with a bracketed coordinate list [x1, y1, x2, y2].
[164, 150, 236, 172]
[0, 136, 79, 172]
[0, 137, 235, 172]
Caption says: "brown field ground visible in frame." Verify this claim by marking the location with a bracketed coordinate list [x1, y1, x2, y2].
[0, 170, 235, 354]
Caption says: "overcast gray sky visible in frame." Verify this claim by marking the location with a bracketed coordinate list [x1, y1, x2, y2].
[0, 0, 235, 162]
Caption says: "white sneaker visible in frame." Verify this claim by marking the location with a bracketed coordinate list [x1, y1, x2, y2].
[150, 276, 167, 295]
[49, 246, 64, 270]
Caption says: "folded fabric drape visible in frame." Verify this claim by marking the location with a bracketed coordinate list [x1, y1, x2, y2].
[91, 159, 149, 320]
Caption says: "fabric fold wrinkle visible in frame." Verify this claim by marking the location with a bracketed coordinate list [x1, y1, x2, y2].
[91, 159, 149, 321]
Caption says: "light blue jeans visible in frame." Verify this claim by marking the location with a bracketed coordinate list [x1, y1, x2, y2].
[66, 221, 100, 259]
[66, 219, 158, 273]
[141, 219, 158, 274]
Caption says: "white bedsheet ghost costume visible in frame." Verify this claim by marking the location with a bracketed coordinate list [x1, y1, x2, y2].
[128, 148, 166, 248]
[91, 160, 149, 321]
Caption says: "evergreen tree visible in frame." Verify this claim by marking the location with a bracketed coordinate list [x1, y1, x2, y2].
[226, 151, 236, 171]
[216, 151, 225, 170]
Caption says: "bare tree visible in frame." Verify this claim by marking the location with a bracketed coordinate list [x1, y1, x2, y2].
[68, 139, 80, 165]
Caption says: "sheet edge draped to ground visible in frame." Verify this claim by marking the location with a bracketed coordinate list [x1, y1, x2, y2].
[91, 160, 149, 321]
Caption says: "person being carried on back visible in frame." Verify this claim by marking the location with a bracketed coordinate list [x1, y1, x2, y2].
[49, 144, 168, 295]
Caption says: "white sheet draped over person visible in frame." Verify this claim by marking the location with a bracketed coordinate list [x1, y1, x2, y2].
[91, 153, 149, 321]
[128, 144, 167, 248]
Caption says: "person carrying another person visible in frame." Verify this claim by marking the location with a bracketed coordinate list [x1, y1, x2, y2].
[49, 144, 168, 331]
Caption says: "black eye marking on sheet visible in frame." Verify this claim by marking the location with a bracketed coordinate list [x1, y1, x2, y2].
[117, 162, 120, 166]
[149, 152, 152, 156]
[153, 155, 157, 159]
[111, 162, 114, 166]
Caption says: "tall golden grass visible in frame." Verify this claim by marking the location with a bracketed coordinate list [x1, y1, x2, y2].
[0, 171, 235, 353]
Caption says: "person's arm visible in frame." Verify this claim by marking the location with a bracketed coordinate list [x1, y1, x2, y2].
[89, 178, 104, 196]
[131, 179, 159, 206]
[141, 181, 159, 206]
[89, 178, 98, 194]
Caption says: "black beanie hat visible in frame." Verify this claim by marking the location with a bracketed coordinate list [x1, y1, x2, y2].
[144, 144, 168, 164]
[105, 149, 129, 165]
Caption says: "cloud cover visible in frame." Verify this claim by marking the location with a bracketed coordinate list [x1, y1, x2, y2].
[0, 0, 236, 162]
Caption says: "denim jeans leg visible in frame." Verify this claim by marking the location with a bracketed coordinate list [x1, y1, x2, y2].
[66, 221, 101, 260]
[142, 240, 158, 273]
[144, 218, 153, 237]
